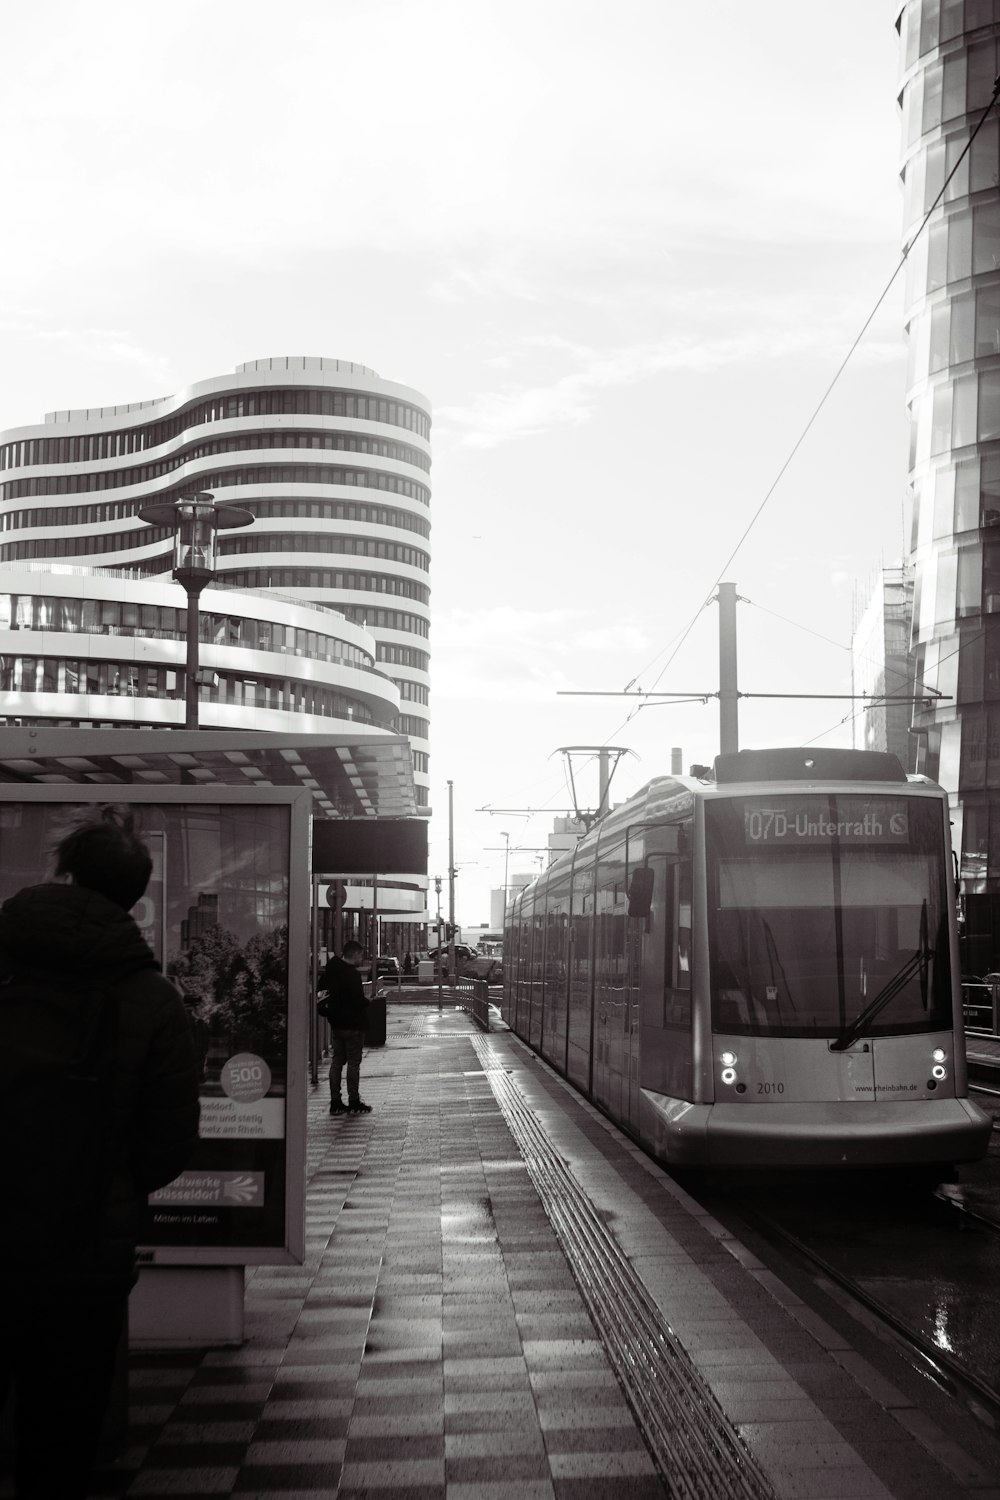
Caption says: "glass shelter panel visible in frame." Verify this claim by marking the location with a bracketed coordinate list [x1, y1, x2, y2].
[0, 787, 309, 1265]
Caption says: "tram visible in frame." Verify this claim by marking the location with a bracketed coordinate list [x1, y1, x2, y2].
[502, 746, 992, 1171]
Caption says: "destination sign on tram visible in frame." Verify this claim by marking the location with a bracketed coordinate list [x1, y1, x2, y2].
[743, 797, 909, 846]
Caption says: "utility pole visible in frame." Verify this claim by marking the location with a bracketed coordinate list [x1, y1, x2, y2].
[447, 780, 456, 985]
[718, 580, 739, 756]
[434, 875, 443, 1010]
[556, 576, 944, 759]
[501, 831, 510, 921]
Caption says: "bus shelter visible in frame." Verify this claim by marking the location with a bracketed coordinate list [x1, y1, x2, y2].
[0, 726, 426, 1345]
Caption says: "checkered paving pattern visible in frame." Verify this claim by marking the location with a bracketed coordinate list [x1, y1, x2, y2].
[6, 1004, 998, 1498]
[70, 1005, 666, 1498]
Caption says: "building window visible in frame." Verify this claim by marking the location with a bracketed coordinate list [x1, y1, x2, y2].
[0, 387, 431, 473]
[976, 285, 1000, 356]
[980, 368, 1000, 440]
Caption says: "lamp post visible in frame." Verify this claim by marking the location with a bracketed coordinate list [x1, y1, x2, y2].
[138, 492, 254, 729]
[433, 875, 443, 1011]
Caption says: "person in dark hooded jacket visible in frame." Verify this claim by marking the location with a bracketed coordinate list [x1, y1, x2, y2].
[0, 805, 200, 1500]
[318, 939, 372, 1113]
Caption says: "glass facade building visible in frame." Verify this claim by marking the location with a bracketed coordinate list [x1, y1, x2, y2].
[0, 357, 432, 809]
[899, 0, 1000, 960]
[851, 567, 916, 766]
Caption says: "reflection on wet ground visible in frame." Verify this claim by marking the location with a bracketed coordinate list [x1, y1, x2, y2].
[736, 1140, 1000, 1393]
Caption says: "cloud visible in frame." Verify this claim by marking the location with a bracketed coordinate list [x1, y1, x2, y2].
[576, 623, 649, 653]
[437, 339, 727, 447]
[432, 605, 651, 702]
[0, 1, 903, 291]
[435, 298, 905, 449]
[26, 327, 176, 398]
[426, 259, 544, 306]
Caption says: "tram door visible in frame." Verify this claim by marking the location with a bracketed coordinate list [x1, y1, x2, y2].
[592, 841, 638, 1127]
[623, 881, 644, 1132]
[591, 876, 619, 1119]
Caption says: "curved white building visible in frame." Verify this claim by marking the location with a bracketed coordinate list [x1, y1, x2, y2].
[0, 356, 432, 806]
[0, 564, 401, 738]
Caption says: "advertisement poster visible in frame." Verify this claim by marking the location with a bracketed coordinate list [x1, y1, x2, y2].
[0, 788, 308, 1265]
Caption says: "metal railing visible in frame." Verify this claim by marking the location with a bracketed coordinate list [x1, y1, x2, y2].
[440, 977, 491, 1031]
[962, 980, 1000, 1035]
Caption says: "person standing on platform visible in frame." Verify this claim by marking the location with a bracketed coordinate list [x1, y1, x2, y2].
[0, 804, 201, 1500]
[319, 939, 373, 1114]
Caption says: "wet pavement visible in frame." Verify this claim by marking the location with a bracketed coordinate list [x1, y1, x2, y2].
[724, 1171, 1000, 1401]
[7, 1003, 999, 1498]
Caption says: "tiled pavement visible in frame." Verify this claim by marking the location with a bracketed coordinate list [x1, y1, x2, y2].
[6, 1004, 1000, 1498]
[89, 1007, 663, 1499]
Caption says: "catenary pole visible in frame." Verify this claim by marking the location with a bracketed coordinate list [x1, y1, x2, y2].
[448, 780, 456, 985]
[718, 581, 739, 755]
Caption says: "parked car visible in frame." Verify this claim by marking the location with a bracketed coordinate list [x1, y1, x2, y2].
[427, 943, 478, 977]
[459, 954, 503, 983]
[369, 955, 401, 981]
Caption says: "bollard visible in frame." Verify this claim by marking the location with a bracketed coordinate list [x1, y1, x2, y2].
[366, 981, 387, 1047]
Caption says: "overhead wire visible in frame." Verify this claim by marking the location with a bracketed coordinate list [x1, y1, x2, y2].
[622, 603, 715, 695]
[745, 596, 922, 696]
[742, 598, 853, 654]
[487, 82, 1000, 839]
[800, 614, 989, 750]
[632, 75, 1000, 704]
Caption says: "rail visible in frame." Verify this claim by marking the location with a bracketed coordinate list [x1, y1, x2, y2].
[962, 980, 1000, 1036]
[457, 978, 491, 1032]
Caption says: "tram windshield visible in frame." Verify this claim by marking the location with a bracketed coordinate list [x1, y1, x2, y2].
[705, 793, 953, 1039]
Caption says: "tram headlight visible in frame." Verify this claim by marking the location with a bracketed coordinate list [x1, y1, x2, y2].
[721, 1051, 737, 1067]
[721, 1068, 737, 1085]
[931, 1064, 947, 1080]
[719, 1050, 738, 1087]
[932, 1048, 946, 1063]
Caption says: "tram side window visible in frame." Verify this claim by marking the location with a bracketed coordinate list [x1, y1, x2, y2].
[664, 859, 693, 1028]
[659, 863, 675, 1027]
[515, 902, 533, 1031]
[532, 911, 545, 988]
[677, 863, 692, 991]
[545, 891, 569, 1048]
[595, 883, 627, 997]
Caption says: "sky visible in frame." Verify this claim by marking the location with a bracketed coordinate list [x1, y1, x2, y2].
[1, 1, 911, 928]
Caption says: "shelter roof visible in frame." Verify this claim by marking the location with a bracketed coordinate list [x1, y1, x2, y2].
[0, 727, 418, 821]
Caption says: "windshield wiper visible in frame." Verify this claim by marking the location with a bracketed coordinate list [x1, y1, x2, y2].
[829, 901, 931, 1053]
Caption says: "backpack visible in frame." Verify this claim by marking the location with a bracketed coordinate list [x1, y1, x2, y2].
[0, 971, 119, 1265]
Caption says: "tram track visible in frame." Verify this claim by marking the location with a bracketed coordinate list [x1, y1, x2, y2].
[701, 1177, 1000, 1434]
[685, 1084, 1000, 1433]
[935, 1180, 1000, 1236]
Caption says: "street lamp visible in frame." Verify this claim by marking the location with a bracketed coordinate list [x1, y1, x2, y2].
[138, 492, 254, 728]
[433, 875, 444, 1011]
